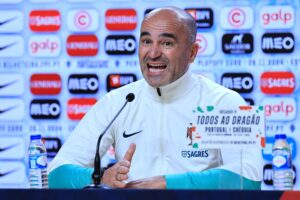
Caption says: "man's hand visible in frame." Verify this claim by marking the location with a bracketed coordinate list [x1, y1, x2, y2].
[125, 176, 166, 189]
[101, 143, 136, 188]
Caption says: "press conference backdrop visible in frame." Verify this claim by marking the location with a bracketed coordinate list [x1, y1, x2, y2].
[0, 0, 299, 190]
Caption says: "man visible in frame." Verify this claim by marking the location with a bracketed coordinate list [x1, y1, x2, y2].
[48, 7, 262, 189]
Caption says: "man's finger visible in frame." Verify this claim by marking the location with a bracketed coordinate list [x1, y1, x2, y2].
[123, 143, 136, 162]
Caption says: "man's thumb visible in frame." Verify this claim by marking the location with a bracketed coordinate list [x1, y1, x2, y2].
[123, 143, 136, 162]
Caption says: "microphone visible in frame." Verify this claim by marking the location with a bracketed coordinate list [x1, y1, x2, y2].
[84, 93, 135, 189]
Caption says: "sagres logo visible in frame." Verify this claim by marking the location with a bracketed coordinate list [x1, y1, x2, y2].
[262, 137, 296, 161]
[260, 71, 295, 94]
[105, 35, 136, 55]
[0, 99, 25, 120]
[196, 33, 215, 56]
[221, 73, 253, 93]
[67, 9, 98, 32]
[185, 8, 213, 28]
[263, 164, 296, 185]
[30, 99, 60, 119]
[260, 6, 294, 29]
[0, 35, 24, 57]
[222, 33, 253, 54]
[30, 73, 62, 95]
[29, 10, 61, 32]
[67, 34, 98, 56]
[29, 35, 61, 57]
[262, 32, 294, 53]
[68, 74, 99, 94]
[42, 137, 61, 158]
[67, 98, 97, 120]
[0, 10, 23, 33]
[0, 73, 24, 96]
[263, 97, 296, 121]
[107, 74, 137, 91]
[105, 9, 137, 31]
[220, 6, 253, 29]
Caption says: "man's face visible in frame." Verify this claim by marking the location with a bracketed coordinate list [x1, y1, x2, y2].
[139, 11, 198, 88]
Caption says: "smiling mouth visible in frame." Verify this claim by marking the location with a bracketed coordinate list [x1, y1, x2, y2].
[147, 63, 167, 73]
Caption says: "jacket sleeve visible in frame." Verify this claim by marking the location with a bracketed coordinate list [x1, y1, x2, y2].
[166, 168, 261, 190]
[49, 164, 93, 188]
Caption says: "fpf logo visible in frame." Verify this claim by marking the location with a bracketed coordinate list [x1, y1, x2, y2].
[67, 98, 97, 120]
[185, 8, 213, 28]
[196, 33, 215, 56]
[107, 74, 137, 91]
[260, 6, 294, 29]
[30, 73, 62, 95]
[220, 7, 253, 29]
[67, 34, 98, 56]
[68, 74, 99, 94]
[67, 9, 98, 32]
[105, 9, 137, 31]
[29, 10, 61, 32]
[42, 137, 61, 158]
[30, 99, 61, 119]
[263, 97, 296, 121]
[105, 35, 136, 55]
[221, 73, 253, 93]
[261, 32, 294, 54]
[28, 35, 61, 57]
[260, 71, 295, 94]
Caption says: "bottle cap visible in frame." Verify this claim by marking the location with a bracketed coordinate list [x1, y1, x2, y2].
[275, 134, 287, 139]
[30, 134, 41, 140]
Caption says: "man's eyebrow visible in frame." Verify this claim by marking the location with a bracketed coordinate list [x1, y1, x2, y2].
[140, 31, 150, 37]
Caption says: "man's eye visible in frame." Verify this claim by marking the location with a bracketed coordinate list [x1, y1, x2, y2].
[162, 41, 173, 47]
[141, 39, 151, 45]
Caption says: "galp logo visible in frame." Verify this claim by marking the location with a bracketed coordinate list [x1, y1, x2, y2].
[30, 99, 61, 119]
[107, 74, 137, 91]
[105, 35, 136, 55]
[28, 35, 61, 57]
[0, 73, 24, 96]
[262, 137, 297, 161]
[263, 164, 296, 185]
[105, 9, 137, 31]
[263, 97, 296, 121]
[222, 33, 253, 54]
[42, 137, 61, 158]
[29, 10, 61, 32]
[67, 98, 97, 120]
[0, 99, 25, 121]
[196, 33, 215, 56]
[68, 74, 99, 94]
[67, 9, 98, 32]
[220, 6, 253, 29]
[260, 71, 295, 94]
[0, 10, 23, 33]
[260, 6, 294, 29]
[221, 73, 253, 93]
[0, 35, 24, 57]
[185, 8, 213, 28]
[262, 33, 294, 54]
[30, 73, 62, 95]
[67, 34, 98, 56]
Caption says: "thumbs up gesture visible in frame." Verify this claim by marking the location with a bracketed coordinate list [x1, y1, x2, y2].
[101, 143, 136, 188]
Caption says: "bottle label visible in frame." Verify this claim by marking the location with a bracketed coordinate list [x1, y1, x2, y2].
[272, 149, 291, 170]
[29, 153, 47, 169]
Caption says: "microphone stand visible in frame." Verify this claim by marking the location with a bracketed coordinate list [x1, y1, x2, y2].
[84, 93, 135, 189]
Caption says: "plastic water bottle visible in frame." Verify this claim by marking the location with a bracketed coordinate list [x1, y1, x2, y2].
[28, 134, 48, 188]
[272, 134, 293, 190]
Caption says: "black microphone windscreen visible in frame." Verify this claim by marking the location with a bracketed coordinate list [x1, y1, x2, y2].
[126, 93, 135, 102]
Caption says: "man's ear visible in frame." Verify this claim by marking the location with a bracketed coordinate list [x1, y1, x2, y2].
[189, 42, 199, 63]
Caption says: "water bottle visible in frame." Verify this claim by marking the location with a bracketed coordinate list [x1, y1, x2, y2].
[28, 134, 48, 188]
[272, 134, 293, 190]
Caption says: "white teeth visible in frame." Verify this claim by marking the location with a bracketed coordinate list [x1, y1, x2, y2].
[149, 68, 164, 73]
[150, 64, 164, 67]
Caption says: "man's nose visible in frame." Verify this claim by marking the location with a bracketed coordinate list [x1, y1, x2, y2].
[148, 44, 161, 59]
